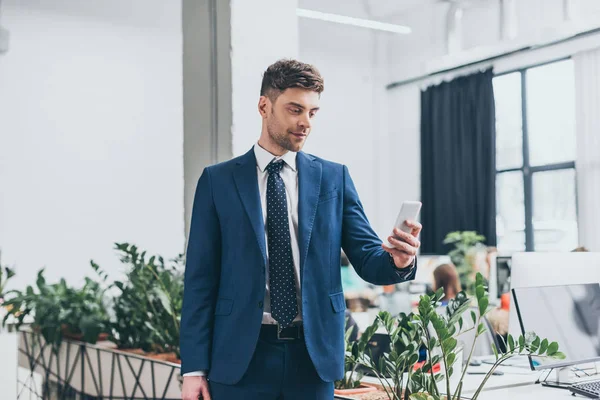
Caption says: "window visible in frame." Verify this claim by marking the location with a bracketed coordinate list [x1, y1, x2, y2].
[494, 59, 578, 254]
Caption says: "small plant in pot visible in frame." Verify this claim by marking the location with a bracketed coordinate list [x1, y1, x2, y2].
[352, 273, 566, 400]
[2, 269, 110, 351]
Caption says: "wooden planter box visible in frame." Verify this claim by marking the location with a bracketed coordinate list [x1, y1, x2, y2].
[17, 329, 182, 399]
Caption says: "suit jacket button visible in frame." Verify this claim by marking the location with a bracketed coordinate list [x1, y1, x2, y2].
[258, 301, 263, 309]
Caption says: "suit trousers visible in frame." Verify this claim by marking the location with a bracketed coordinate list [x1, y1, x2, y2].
[208, 331, 334, 400]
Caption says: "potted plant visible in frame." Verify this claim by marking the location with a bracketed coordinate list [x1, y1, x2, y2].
[95, 243, 184, 363]
[351, 273, 565, 400]
[443, 231, 487, 294]
[8, 244, 185, 400]
[335, 321, 379, 396]
[2, 268, 110, 350]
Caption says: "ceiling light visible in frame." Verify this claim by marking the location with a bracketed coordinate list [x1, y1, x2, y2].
[296, 8, 411, 34]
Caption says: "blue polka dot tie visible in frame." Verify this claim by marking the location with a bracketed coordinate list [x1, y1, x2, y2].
[266, 160, 298, 329]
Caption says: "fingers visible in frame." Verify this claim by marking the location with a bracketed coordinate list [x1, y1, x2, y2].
[392, 228, 421, 248]
[382, 245, 414, 269]
[182, 377, 210, 400]
[404, 220, 422, 236]
[201, 385, 211, 400]
[387, 236, 417, 256]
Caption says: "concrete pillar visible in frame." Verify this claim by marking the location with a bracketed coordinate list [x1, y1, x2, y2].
[182, 0, 298, 238]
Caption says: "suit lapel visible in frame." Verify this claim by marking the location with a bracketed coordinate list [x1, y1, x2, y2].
[297, 151, 322, 277]
[233, 148, 267, 266]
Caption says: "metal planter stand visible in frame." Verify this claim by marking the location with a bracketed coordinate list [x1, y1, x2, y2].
[17, 330, 182, 400]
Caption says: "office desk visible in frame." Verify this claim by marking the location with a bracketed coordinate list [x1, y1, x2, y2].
[362, 358, 599, 399]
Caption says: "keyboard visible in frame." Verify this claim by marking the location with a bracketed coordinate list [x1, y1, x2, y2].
[570, 380, 600, 398]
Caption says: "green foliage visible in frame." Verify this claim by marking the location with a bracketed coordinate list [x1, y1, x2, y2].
[99, 243, 184, 357]
[335, 320, 375, 390]
[2, 243, 184, 360]
[357, 310, 422, 400]
[357, 272, 567, 400]
[443, 231, 486, 294]
[2, 269, 110, 352]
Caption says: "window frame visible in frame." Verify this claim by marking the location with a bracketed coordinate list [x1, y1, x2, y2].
[495, 57, 578, 252]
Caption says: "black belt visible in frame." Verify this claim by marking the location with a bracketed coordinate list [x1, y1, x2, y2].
[260, 323, 304, 341]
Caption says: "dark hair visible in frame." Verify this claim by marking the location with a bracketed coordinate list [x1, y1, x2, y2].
[260, 59, 324, 102]
[433, 263, 462, 301]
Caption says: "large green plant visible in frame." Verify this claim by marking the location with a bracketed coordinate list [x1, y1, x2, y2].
[358, 273, 566, 400]
[443, 231, 486, 294]
[2, 269, 110, 351]
[96, 243, 184, 357]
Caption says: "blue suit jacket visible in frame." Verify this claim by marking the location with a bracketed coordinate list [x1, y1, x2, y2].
[180, 148, 416, 384]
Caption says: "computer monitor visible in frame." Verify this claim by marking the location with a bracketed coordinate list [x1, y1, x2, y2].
[508, 252, 600, 339]
[496, 256, 511, 298]
[512, 283, 600, 370]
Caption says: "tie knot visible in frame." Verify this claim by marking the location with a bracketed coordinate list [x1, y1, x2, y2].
[266, 160, 284, 175]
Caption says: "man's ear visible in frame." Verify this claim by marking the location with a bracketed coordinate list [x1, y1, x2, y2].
[258, 96, 270, 118]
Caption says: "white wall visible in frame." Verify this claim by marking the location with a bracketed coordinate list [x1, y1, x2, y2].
[0, 0, 185, 289]
[299, 17, 390, 237]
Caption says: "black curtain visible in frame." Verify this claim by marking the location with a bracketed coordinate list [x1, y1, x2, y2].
[420, 69, 497, 254]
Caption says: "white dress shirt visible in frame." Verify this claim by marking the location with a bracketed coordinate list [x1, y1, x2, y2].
[183, 143, 302, 377]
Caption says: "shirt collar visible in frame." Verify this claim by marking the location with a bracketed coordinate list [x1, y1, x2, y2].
[253, 142, 297, 172]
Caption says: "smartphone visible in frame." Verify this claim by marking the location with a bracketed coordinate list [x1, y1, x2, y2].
[382, 201, 422, 249]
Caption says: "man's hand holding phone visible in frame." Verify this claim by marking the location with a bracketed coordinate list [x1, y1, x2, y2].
[382, 201, 422, 269]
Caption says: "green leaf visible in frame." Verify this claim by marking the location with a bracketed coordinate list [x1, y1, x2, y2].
[476, 272, 485, 286]
[530, 336, 541, 353]
[446, 352, 456, 366]
[552, 351, 566, 360]
[443, 337, 457, 353]
[471, 310, 477, 324]
[547, 342, 559, 356]
[477, 322, 487, 336]
[478, 297, 489, 317]
[508, 335, 515, 352]
[518, 335, 525, 352]
[491, 342, 499, 360]
[538, 338, 549, 355]
[476, 285, 485, 300]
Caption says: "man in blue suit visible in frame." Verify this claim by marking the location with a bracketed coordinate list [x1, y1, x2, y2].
[181, 59, 421, 400]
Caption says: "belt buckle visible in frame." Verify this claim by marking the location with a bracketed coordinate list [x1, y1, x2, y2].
[276, 323, 298, 341]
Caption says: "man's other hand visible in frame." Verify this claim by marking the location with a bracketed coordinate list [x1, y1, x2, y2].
[182, 376, 211, 400]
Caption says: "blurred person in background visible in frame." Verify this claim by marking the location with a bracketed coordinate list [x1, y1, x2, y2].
[432, 263, 461, 305]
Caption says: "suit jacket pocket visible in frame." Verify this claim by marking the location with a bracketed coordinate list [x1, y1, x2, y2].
[318, 189, 338, 203]
[329, 292, 346, 313]
[214, 298, 234, 316]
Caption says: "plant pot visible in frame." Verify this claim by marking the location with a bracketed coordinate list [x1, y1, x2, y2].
[60, 325, 110, 342]
[334, 383, 378, 395]
[120, 348, 181, 364]
[147, 352, 181, 364]
[18, 330, 182, 399]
